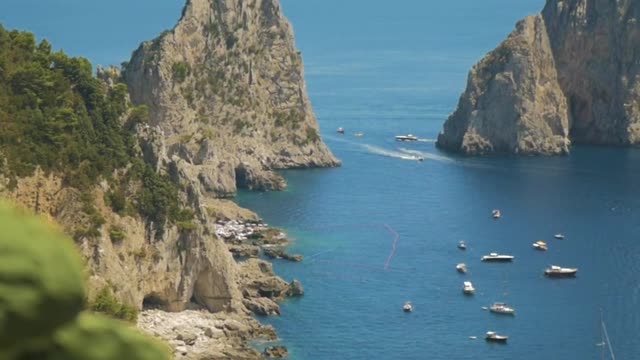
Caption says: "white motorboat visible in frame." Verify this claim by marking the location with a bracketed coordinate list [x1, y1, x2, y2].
[403, 301, 413, 312]
[489, 302, 515, 315]
[554, 233, 565, 239]
[395, 134, 419, 141]
[457, 241, 467, 250]
[544, 265, 578, 277]
[463, 281, 475, 294]
[533, 241, 548, 251]
[481, 253, 514, 262]
[456, 263, 467, 274]
[491, 209, 501, 219]
[354, 132, 364, 138]
[337, 127, 345, 134]
[485, 331, 508, 343]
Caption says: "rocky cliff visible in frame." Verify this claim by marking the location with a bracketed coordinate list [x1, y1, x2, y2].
[0, 0, 336, 356]
[437, 0, 640, 155]
[124, 0, 339, 194]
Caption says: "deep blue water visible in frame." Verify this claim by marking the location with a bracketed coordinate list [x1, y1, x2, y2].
[4, 1, 639, 359]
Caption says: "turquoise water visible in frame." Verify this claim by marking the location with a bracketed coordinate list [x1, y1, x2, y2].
[4, 1, 639, 358]
[235, 2, 640, 359]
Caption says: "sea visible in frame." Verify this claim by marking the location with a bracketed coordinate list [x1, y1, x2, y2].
[3, 0, 639, 359]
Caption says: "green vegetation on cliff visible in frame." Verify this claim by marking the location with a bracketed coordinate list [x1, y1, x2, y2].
[0, 25, 131, 188]
[0, 24, 192, 236]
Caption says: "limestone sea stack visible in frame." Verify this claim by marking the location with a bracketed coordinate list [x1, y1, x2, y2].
[437, 0, 640, 155]
[124, 0, 339, 194]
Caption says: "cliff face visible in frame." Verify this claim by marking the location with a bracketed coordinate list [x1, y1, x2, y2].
[124, 0, 339, 195]
[437, 0, 640, 155]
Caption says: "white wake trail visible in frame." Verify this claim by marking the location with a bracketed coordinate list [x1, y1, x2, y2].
[361, 144, 422, 161]
[397, 148, 454, 163]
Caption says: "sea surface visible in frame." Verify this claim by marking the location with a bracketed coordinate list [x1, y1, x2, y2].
[3, 0, 639, 359]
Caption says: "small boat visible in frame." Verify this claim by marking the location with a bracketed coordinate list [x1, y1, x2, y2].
[337, 127, 345, 134]
[395, 134, 419, 142]
[554, 233, 565, 240]
[456, 263, 467, 273]
[457, 241, 467, 250]
[481, 253, 514, 262]
[403, 301, 413, 312]
[354, 132, 364, 138]
[463, 281, 475, 294]
[489, 302, 515, 315]
[544, 265, 578, 278]
[485, 331, 508, 343]
[533, 241, 548, 251]
[492, 209, 501, 219]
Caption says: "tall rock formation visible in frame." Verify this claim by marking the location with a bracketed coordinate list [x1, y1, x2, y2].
[124, 0, 339, 194]
[437, 0, 640, 155]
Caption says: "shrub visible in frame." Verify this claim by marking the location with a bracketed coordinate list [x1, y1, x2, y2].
[90, 286, 138, 322]
[172, 61, 190, 83]
[109, 226, 126, 243]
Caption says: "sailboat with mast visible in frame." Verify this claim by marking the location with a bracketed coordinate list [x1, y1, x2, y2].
[596, 310, 615, 360]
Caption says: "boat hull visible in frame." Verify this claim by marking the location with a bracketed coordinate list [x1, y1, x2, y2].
[481, 258, 514, 262]
[490, 309, 515, 315]
[544, 270, 577, 278]
[486, 337, 508, 343]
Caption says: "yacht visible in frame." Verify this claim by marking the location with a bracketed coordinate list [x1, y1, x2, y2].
[489, 302, 515, 315]
[533, 241, 548, 251]
[336, 127, 345, 134]
[544, 265, 578, 277]
[554, 233, 565, 240]
[485, 331, 508, 343]
[403, 301, 413, 312]
[463, 281, 475, 294]
[355, 132, 364, 138]
[457, 241, 467, 250]
[492, 209, 502, 219]
[456, 263, 467, 274]
[481, 253, 514, 262]
[395, 134, 419, 142]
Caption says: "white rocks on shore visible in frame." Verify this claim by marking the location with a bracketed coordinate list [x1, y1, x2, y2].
[137, 309, 278, 360]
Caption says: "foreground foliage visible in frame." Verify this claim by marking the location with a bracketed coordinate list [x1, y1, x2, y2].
[0, 202, 170, 360]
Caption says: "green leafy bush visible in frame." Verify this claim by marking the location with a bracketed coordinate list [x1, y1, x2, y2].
[90, 286, 138, 322]
[109, 226, 126, 243]
[172, 61, 190, 83]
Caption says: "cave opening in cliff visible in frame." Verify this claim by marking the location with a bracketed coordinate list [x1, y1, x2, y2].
[235, 165, 249, 189]
[142, 294, 169, 310]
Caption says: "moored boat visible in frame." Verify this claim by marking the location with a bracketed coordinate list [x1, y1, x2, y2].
[337, 127, 345, 134]
[492, 209, 501, 219]
[533, 241, 548, 251]
[458, 241, 467, 250]
[554, 233, 565, 239]
[463, 281, 475, 294]
[489, 302, 515, 315]
[481, 253, 514, 262]
[544, 265, 578, 277]
[403, 301, 413, 312]
[355, 132, 364, 138]
[456, 263, 467, 273]
[485, 331, 508, 343]
[395, 134, 419, 142]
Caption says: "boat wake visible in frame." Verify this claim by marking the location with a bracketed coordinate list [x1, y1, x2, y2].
[397, 148, 454, 163]
[361, 144, 423, 161]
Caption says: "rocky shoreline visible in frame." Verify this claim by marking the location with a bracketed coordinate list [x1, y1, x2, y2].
[137, 218, 303, 359]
